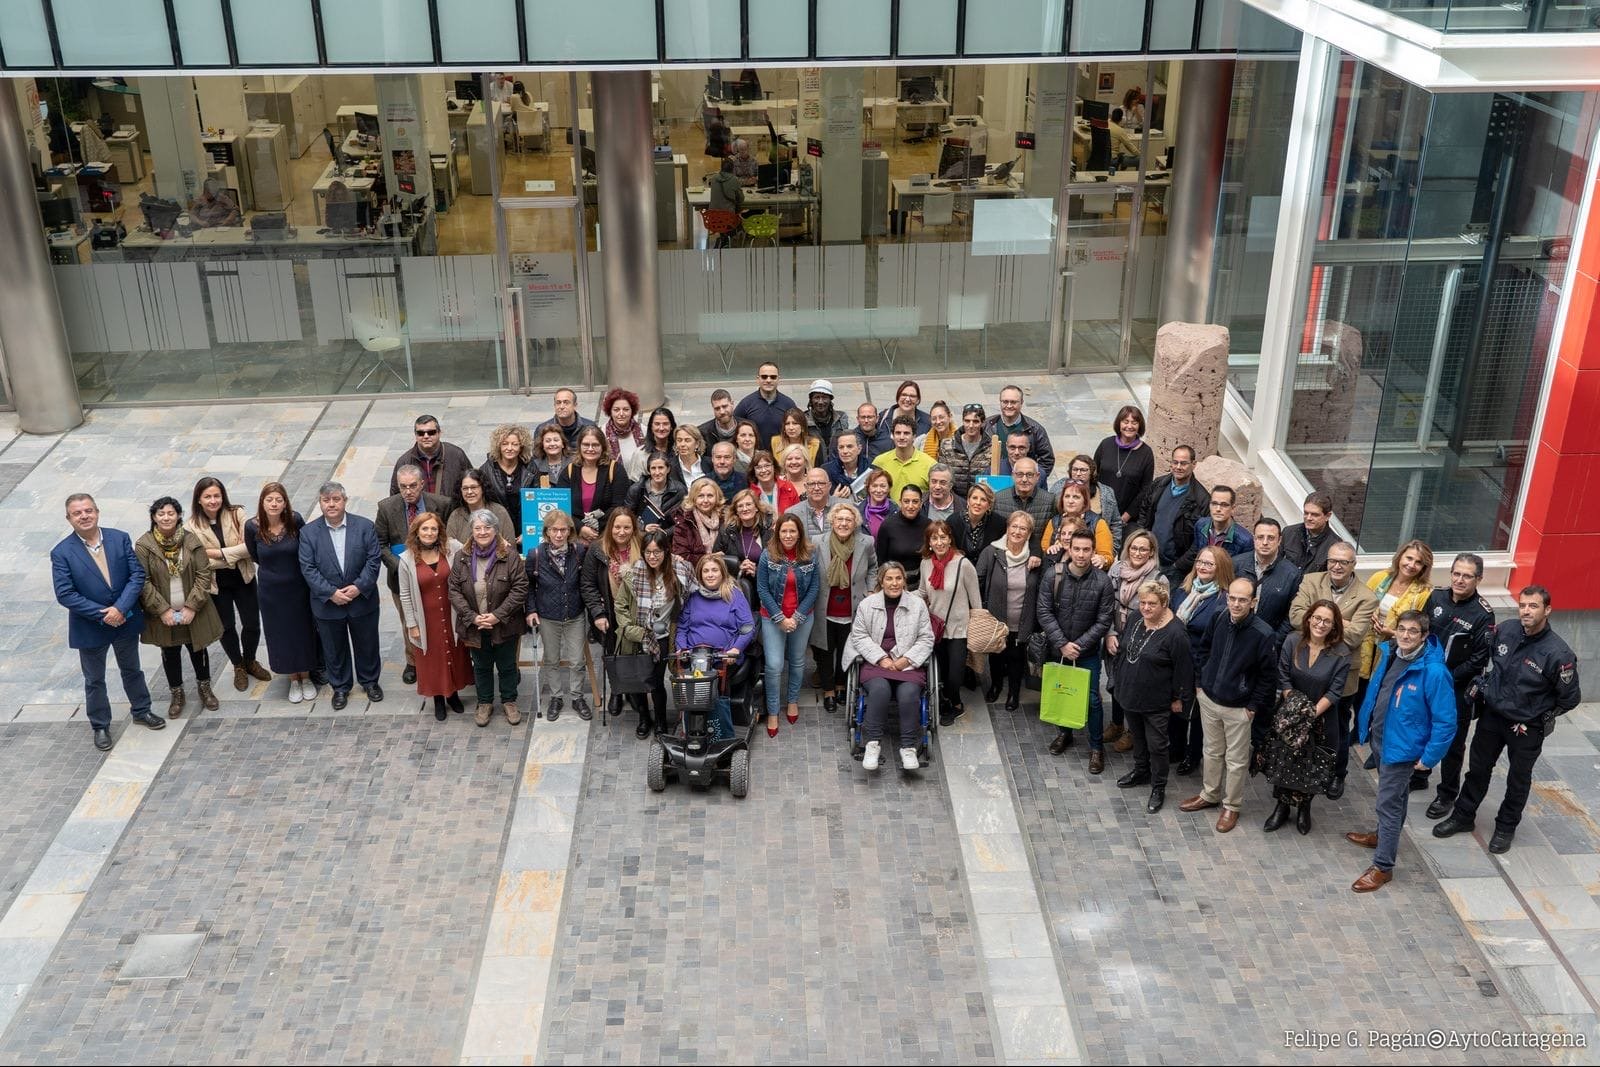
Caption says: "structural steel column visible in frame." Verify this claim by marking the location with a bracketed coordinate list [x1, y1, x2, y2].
[1158, 59, 1235, 325]
[591, 71, 665, 407]
[0, 81, 82, 434]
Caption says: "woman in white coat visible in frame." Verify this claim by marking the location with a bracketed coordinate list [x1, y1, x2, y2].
[845, 562, 935, 773]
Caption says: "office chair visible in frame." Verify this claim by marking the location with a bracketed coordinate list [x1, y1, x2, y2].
[1086, 127, 1112, 172]
[701, 208, 743, 249]
[741, 212, 779, 248]
[912, 190, 955, 234]
[349, 307, 413, 391]
[510, 99, 548, 154]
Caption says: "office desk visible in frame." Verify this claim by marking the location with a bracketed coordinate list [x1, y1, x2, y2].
[897, 97, 952, 137]
[342, 130, 381, 159]
[103, 214, 437, 263]
[729, 123, 798, 145]
[47, 228, 90, 265]
[334, 104, 378, 139]
[1066, 170, 1173, 218]
[704, 95, 798, 123]
[685, 186, 818, 243]
[312, 161, 379, 224]
[44, 164, 120, 212]
[889, 176, 1023, 232]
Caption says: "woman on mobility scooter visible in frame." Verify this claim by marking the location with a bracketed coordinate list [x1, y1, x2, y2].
[675, 553, 756, 742]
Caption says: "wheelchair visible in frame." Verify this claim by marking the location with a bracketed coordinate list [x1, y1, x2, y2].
[647, 645, 763, 796]
[844, 650, 939, 768]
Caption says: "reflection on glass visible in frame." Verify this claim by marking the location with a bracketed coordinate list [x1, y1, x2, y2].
[1282, 59, 1596, 553]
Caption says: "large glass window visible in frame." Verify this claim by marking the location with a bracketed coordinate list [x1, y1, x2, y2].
[1281, 59, 1597, 553]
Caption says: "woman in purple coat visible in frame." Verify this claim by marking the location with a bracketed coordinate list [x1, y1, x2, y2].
[675, 554, 755, 740]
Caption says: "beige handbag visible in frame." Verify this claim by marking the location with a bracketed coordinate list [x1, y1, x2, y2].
[965, 607, 1009, 655]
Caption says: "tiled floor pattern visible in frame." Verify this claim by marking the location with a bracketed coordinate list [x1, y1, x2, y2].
[990, 706, 1531, 1065]
[0, 718, 524, 1064]
[537, 703, 999, 1064]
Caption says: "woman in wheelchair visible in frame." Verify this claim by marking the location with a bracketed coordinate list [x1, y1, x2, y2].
[846, 562, 936, 772]
[674, 553, 755, 741]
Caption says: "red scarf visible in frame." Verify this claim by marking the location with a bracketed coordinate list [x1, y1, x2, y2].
[928, 548, 955, 590]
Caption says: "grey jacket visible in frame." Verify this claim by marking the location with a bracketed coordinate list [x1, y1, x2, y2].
[396, 538, 464, 654]
[809, 532, 879, 651]
[843, 592, 935, 671]
[917, 556, 982, 639]
[707, 170, 744, 212]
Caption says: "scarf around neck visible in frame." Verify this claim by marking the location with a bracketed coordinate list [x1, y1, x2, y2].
[928, 549, 955, 591]
[994, 537, 1029, 569]
[825, 532, 853, 588]
[863, 497, 893, 535]
[152, 527, 185, 568]
[1176, 579, 1218, 624]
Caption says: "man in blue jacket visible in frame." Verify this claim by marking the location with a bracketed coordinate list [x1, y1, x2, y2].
[298, 481, 384, 710]
[51, 493, 167, 751]
[1345, 610, 1457, 892]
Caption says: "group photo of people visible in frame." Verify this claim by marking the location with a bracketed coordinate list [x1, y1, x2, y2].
[52, 363, 1581, 892]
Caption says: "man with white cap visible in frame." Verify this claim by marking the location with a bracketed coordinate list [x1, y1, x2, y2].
[804, 379, 851, 451]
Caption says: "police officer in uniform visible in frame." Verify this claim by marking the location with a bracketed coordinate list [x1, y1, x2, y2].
[1416, 553, 1495, 813]
[1433, 585, 1580, 853]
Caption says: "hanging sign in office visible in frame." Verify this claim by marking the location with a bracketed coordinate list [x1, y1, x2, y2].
[807, 138, 822, 158]
[1015, 131, 1036, 150]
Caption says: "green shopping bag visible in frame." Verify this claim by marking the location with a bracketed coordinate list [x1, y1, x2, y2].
[1039, 661, 1091, 729]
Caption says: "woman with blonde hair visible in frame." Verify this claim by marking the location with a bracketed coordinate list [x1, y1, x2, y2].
[1358, 539, 1434, 682]
[671, 476, 726, 570]
[714, 488, 773, 579]
[479, 422, 534, 532]
[1113, 579, 1195, 814]
[770, 408, 820, 467]
[1103, 528, 1166, 750]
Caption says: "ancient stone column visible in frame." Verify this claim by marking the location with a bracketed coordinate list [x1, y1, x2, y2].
[1148, 322, 1230, 473]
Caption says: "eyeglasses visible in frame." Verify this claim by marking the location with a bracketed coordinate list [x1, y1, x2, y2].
[1327, 557, 1354, 567]
[415, 428, 439, 437]
[758, 373, 779, 380]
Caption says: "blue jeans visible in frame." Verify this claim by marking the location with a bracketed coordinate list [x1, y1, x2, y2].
[1373, 745, 1413, 873]
[760, 616, 814, 717]
[711, 696, 734, 741]
[1081, 654, 1105, 749]
[79, 631, 152, 729]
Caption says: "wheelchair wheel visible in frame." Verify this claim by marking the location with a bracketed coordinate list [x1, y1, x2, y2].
[646, 739, 667, 792]
[844, 664, 864, 758]
[729, 747, 750, 798]
[926, 654, 941, 736]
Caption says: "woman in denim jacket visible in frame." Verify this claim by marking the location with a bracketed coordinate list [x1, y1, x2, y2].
[756, 514, 819, 738]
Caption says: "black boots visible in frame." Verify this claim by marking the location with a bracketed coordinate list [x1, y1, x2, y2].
[1296, 800, 1313, 835]
[1263, 800, 1292, 832]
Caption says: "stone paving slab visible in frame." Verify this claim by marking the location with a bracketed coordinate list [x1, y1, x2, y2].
[537, 704, 998, 1065]
[0, 717, 525, 1064]
[0, 726, 108, 920]
[990, 705, 1531, 1065]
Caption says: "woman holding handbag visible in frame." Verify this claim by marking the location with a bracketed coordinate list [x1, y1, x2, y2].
[614, 530, 693, 738]
[975, 511, 1043, 711]
[1264, 600, 1350, 835]
[187, 476, 270, 691]
[918, 521, 981, 726]
[1113, 580, 1195, 814]
[579, 508, 639, 722]
[1104, 529, 1166, 752]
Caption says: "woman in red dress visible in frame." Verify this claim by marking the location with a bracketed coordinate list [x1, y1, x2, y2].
[397, 512, 473, 720]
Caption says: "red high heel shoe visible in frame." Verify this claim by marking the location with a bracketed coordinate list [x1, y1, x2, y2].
[767, 720, 779, 738]
[785, 703, 799, 725]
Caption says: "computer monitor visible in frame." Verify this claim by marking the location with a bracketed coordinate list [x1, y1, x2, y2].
[322, 126, 347, 170]
[581, 145, 597, 176]
[139, 193, 182, 235]
[757, 161, 791, 191]
[354, 112, 380, 138]
[455, 79, 483, 102]
[325, 198, 372, 233]
[937, 141, 985, 181]
[39, 197, 78, 231]
[900, 76, 937, 103]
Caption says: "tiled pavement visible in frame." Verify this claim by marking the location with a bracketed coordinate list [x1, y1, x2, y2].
[0, 376, 1597, 1062]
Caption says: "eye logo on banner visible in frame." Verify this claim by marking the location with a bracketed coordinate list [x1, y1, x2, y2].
[521, 487, 573, 554]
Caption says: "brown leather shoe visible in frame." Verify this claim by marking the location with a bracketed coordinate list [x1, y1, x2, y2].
[502, 701, 522, 726]
[1345, 830, 1379, 848]
[1102, 723, 1124, 744]
[1088, 750, 1105, 775]
[1215, 809, 1239, 833]
[1178, 795, 1219, 813]
[196, 681, 219, 711]
[1352, 866, 1393, 893]
[233, 664, 249, 691]
[1113, 732, 1135, 753]
[246, 660, 272, 682]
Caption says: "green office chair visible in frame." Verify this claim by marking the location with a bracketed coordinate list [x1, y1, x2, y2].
[741, 211, 780, 248]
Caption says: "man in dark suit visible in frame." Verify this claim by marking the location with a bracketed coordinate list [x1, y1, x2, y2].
[298, 481, 384, 710]
[375, 464, 451, 685]
[50, 493, 166, 750]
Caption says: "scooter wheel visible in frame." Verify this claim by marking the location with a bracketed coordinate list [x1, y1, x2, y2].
[646, 739, 667, 792]
[729, 747, 750, 799]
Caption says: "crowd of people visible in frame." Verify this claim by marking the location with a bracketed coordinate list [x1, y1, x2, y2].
[51, 365, 1582, 891]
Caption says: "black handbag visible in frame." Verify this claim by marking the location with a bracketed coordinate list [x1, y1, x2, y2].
[604, 652, 655, 695]
[1264, 734, 1337, 795]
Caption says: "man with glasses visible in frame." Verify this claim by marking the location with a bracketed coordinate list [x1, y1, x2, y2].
[1418, 553, 1496, 815]
[787, 467, 850, 540]
[1434, 586, 1580, 854]
[1281, 490, 1345, 574]
[993, 458, 1054, 553]
[983, 384, 1056, 482]
[1182, 485, 1253, 574]
[938, 403, 999, 496]
[1289, 542, 1378, 799]
[390, 414, 473, 500]
[734, 361, 796, 442]
[1179, 577, 1276, 832]
[1345, 610, 1457, 892]
[1134, 445, 1208, 583]
[551, 387, 597, 448]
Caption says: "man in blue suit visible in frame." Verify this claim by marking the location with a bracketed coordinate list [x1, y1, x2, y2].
[298, 481, 384, 710]
[51, 493, 166, 751]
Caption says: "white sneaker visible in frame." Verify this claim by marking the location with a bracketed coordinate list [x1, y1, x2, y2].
[900, 747, 919, 771]
[299, 679, 317, 701]
[862, 740, 881, 771]
[287, 681, 304, 705]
